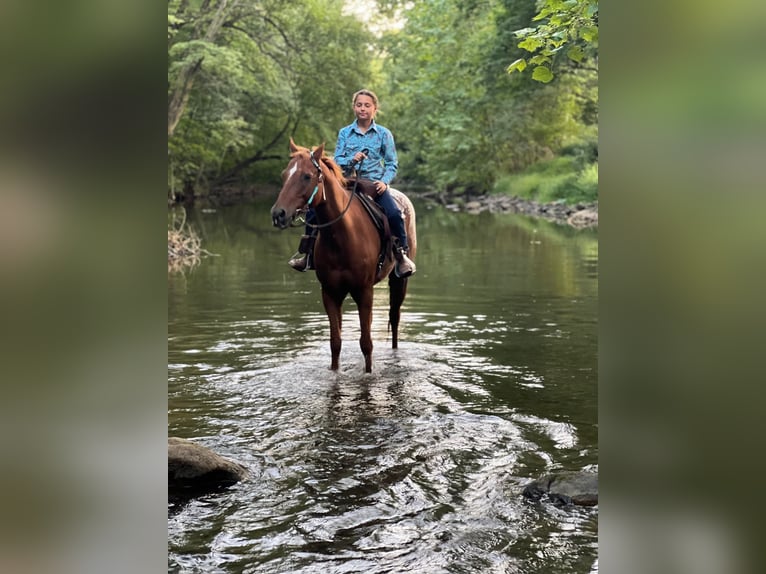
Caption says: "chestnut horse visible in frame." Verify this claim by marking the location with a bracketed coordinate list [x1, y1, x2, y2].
[270, 140, 417, 373]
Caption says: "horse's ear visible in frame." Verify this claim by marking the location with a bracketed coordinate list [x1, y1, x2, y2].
[312, 143, 325, 162]
[289, 138, 299, 153]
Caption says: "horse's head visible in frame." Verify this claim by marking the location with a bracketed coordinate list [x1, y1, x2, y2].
[271, 139, 325, 229]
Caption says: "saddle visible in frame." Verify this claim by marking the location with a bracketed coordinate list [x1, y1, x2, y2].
[346, 178, 393, 279]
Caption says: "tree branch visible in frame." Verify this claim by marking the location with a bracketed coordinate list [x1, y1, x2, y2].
[214, 115, 295, 184]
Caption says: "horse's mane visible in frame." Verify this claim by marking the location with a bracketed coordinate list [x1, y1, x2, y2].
[320, 156, 347, 186]
[291, 145, 347, 187]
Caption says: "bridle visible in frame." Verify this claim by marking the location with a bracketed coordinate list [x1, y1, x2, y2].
[292, 149, 358, 229]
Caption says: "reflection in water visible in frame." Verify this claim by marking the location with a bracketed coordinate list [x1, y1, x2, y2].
[169, 198, 597, 573]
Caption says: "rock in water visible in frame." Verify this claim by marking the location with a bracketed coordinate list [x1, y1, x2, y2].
[567, 208, 598, 228]
[169, 437, 248, 501]
[522, 471, 598, 506]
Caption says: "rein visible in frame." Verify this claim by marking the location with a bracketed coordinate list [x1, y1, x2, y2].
[295, 151, 360, 230]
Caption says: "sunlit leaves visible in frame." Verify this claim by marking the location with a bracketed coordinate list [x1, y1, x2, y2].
[567, 45, 584, 62]
[518, 36, 544, 52]
[508, 0, 598, 82]
[529, 55, 552, 66]
[507, 58, 527, 73]
[515, 27, 537, 37]
[532, 66, 554, 83]
[579, 25, 598, 42]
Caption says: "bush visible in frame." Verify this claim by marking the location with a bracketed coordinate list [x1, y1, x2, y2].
[492, 158, 598, 205]
[527, 156, 577, 176]
[572, 162, 598, 200]
[560, 134, 599, 169]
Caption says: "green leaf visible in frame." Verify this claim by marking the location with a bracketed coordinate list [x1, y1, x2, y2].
[518, 36, 544, 52]
[514, 27, 537, 38]
[529, 55, 552, 66]
[532, 66, 554, 83]
[567, 45, 584, 62]
[580, 26, 599, 43]
[506, 58, 527, 73]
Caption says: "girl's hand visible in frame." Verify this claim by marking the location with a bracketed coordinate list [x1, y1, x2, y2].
[374, 181, 387, 196]
[353, 151, 367, 163]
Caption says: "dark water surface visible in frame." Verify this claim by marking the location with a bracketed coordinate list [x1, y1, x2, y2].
[168, 197, 598, 573]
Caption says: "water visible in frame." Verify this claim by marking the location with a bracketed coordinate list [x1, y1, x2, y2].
[168, 197, 598, 573]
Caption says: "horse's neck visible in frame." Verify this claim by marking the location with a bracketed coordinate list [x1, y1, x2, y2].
[316, 179, 352, 226]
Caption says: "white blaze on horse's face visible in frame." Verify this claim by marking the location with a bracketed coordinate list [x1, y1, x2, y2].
[286, 162, 298, 183]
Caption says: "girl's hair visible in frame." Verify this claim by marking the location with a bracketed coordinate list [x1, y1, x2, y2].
[352, 89, 379, 108]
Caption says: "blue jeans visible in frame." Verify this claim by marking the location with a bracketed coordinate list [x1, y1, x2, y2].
[304, 186, 409, 251]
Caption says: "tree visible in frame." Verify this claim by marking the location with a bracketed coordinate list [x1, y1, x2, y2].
[507, 0, 598, 83]
[168, 0, 239, 138]
[168, 0, 375, 196]
[381, 0, 597, 193]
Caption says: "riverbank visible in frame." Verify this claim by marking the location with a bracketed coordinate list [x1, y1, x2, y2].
[412, 190, 598, 229]
[171, 185, 597, 229]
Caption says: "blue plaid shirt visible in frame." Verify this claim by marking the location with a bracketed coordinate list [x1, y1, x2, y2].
[333, 120, 398, 185]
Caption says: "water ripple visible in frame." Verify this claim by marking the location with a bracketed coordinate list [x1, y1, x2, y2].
[169, 333, 596, 574]
[169, 204, 597, 573]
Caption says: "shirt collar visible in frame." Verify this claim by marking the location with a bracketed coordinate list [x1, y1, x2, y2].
[352, 119, 378, 134]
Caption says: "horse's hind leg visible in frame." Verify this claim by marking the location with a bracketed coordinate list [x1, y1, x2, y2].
[388, 275, 409, 349]
[322, 289, 344, 370]
[352, 287, 374, 373]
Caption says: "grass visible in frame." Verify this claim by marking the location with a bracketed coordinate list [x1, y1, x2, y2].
[493, 157, 598, 205]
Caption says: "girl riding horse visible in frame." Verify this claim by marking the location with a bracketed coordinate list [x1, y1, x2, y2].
[288, 89, 416, 279]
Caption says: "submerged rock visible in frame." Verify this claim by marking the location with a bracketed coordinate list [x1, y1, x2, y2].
[168, 437, 248, 501]
[567, 208, 599, 229]
[522, 471, 598, 506]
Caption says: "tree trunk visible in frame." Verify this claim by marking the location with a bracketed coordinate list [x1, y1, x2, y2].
[167, 58, 203, 138]
[167, 0, 235, 139]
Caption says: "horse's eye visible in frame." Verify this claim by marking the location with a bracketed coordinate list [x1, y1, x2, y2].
[302, 173, 311, 182]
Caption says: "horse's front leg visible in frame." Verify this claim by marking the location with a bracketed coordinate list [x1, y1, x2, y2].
[321, 289, 344, 370]
[353, 287, 375, 373]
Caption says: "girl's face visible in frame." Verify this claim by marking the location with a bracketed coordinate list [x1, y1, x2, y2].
[353, 95, 377, 122]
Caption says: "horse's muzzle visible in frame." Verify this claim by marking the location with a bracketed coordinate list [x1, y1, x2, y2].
[271, 206, 290, 229]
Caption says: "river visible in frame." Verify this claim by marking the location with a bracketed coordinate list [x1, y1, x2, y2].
[168, 195, 598, 573]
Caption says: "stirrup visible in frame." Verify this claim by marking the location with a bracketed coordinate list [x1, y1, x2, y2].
[289, 234, 316, 272]
[288, 252, 312, 272]
[394, 248, 415, 278]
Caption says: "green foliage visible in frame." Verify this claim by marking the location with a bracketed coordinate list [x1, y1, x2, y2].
[575, 161, 598, 196]
[559, 131, 598, 168]
[379, 0, 597, 199]
[382, 0, 500, 193]
[507, 0, 598, 82]
[507, 58, 527, 73]
[493, 156, 598, 204]
[532, 66, 554, 83]
[168, 0, 375, 193]
[166, 0, 597, 205]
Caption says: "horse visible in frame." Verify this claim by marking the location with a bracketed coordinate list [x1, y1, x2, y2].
[270, 139, 417, 373]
